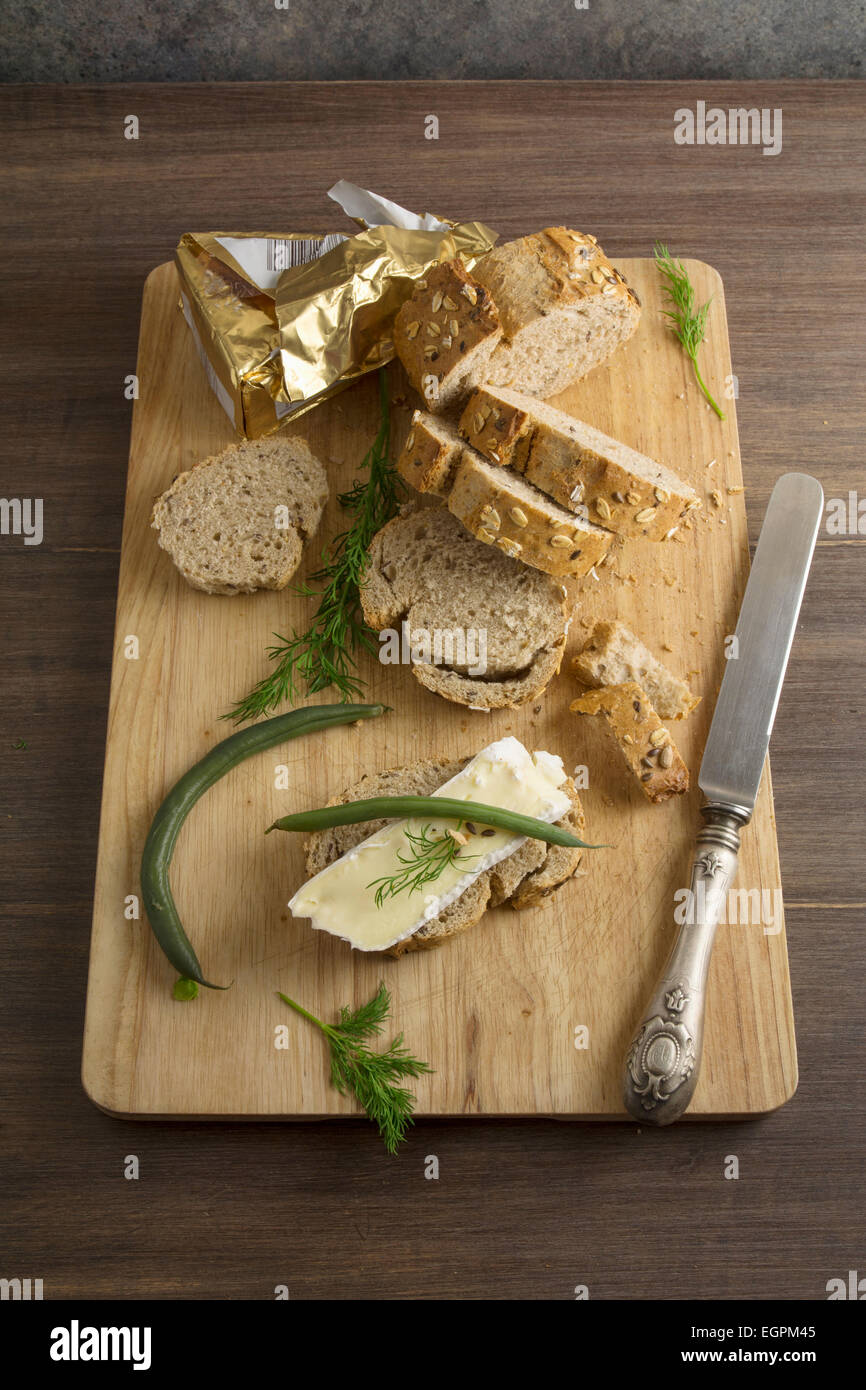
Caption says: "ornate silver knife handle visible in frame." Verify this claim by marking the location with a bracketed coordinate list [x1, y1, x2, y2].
[623, 804, 751, 1125]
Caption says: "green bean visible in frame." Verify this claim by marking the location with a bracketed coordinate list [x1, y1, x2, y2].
[141, 703, 388, 989]
[266, 796, 600, 849]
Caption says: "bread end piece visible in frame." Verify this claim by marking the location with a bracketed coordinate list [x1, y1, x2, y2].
[394, 259, 503, 414]
[571, 680, 689, 803]
[572, 620, 700, 720]
[397, 410, 466, 497]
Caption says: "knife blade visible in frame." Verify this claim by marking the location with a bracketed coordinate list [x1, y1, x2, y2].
[623, 472, 823, 1124]
[699, 472, 825, 814]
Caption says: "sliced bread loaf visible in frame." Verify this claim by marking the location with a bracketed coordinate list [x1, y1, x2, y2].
[572, 620, 700, 720]
[445, 451, 613, 579]
[151, 436, 328, 595]
[472, 227, 641, 399]
[458, 385, 701, 541]
[393, 258, 503, 413]
[361, 505, 569, 709]
[303, 756, 586, 956]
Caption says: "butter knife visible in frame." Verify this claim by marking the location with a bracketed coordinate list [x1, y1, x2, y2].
[623, 472, 823, 1125]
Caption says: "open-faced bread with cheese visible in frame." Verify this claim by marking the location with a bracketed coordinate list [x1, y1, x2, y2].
[299, 748, 587, 957]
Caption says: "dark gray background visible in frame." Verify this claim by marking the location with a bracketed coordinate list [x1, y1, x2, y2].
[2, 0, 863, 83]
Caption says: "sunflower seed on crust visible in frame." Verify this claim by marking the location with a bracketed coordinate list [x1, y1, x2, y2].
[497, 537, 523, 558]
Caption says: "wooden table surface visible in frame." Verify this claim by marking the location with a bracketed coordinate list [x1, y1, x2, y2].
[2, 81, 863, 1302]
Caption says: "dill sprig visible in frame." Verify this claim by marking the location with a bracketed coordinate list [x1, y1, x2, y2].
[278, 982, 432, 1155]
[654, 243, 725, 420]
[367, 822, 478, 908]
[225, 370, 402, 722]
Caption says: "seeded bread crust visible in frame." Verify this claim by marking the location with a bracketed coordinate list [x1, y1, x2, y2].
[361, 505, 569, 710]
[572, 620, 700, 720]
[570, 680, 689, 803]
[458, 385, 700, 542]
[151, 436, 328, 595]
[445, 451, 613, 579]
[302, 757, 587, 956]
[393, 259, 503, 414]
[472, 227, 641, 399]
[397, 410, 465, 497]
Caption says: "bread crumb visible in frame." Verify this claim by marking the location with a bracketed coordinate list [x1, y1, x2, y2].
[727, 485, 744, 495]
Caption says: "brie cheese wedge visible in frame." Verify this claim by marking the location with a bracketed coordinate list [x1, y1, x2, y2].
[288, 736, 571, 952]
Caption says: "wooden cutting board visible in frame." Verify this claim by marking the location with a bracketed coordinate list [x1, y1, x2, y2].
[81, 258, 797, 1120]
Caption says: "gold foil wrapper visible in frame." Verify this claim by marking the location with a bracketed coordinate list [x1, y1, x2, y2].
[274, 221, 498, 405]
[175, 219, 497, 439]
[175, 232, 337, 438]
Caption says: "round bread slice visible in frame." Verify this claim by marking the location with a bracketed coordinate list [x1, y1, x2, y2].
[151, 435, 328, 595]
[361, 505, 570, 709]
[302, 757, 586, 957]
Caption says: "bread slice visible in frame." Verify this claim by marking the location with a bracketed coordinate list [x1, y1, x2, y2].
[361, 505, 569, 709]
[472, 227, 641, 399]
[570, 680, 689, 803]
[151, 436, 328, 595]
[458, 385, 700, 541]
[397, 409, 465, 497]
[303, 757, 587, 956]
[445, 451, 613, 579]
[393, 258, 503, 413]
[572, 620, 700, 720]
